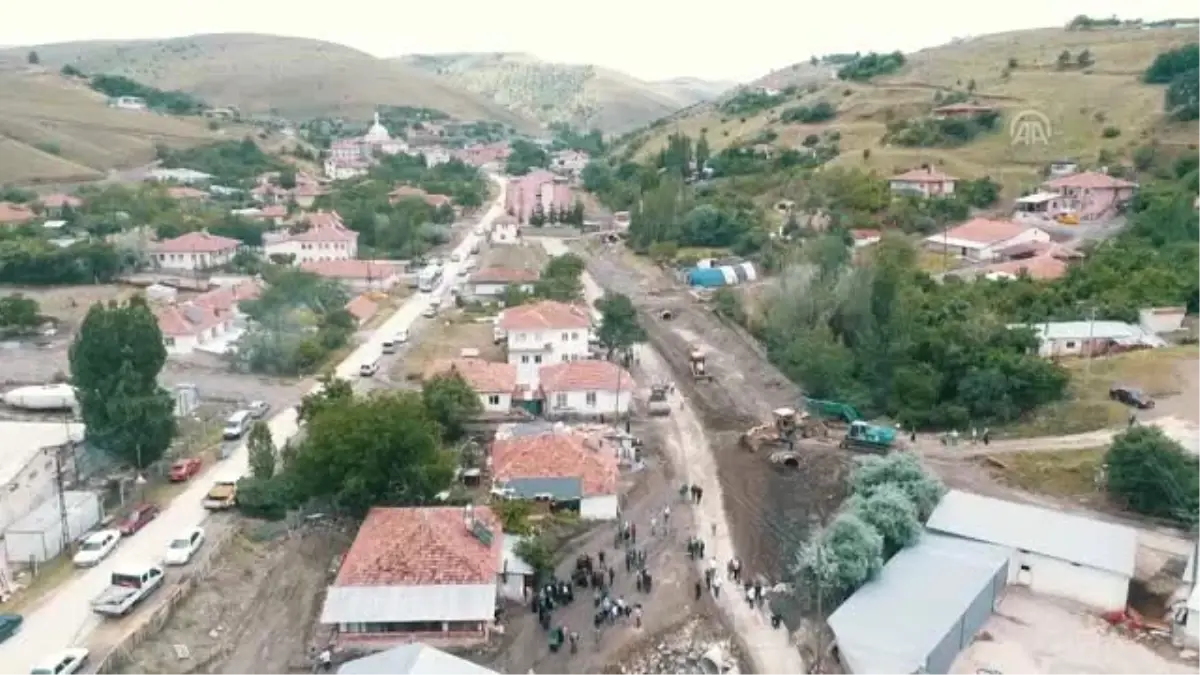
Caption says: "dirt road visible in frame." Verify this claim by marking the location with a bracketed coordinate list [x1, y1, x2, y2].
[537, 238, 809, 674]
[918, 414, 1200, 459]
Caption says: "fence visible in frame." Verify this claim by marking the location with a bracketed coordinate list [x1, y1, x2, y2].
[90, 524, 237, 674]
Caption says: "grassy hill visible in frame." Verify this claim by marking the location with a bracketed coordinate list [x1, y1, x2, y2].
[0, 65, 228, 184]
[400, 52, 733, 133]
[616, 25, 1199, 198]
[2, 34, 538, 132]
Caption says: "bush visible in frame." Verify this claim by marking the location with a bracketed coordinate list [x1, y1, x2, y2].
[1102, 126, 1122, 138]
[1106, 426, 1199, 525]
[1143, 44, 1200, 84]
[235, 475, 294, 521]
[780, 101, 837, 124]
[885, 111, 1000, 147]
[849, 453, 946, 521]
[795, 512, 884, 601]
[837, 51, 906, 81]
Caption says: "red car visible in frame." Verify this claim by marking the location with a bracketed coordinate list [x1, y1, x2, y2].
[169, 458, 203, 482]
[117, 503, 160, 536]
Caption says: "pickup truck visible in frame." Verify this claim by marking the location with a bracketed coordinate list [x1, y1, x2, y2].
[202, 481, 238, 510]
[90, 565, 164, 617]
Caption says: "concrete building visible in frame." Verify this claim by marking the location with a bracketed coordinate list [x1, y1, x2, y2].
[263, 212, 359, 264]
[498, 301, 592, 387]
[337, 643, 497, 675]
[151, 231, 241, 271]
[829, 533, 1009, 674]
[0, 422, 85, 534]
[538, 360, 634, 419]
[889, 167, 957, 198]
[1014, 320, 1168, 358]
[490, 432, 620, 520]
[153, 279, 263, 356]
[424, 359, 517, 413]
[927, 490, 1138, 610]
[924, 219, 1050, 263]
[1041, 170, 1138, 221]
[467, 267, 538, 299]
[300, 260, 401, 292]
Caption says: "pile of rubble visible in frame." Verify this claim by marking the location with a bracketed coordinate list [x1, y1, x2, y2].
[616, 619, 742, 674]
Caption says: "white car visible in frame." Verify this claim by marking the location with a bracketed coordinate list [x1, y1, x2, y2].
[73, 529, 121, 567]
[31, 647, 89, 675]
[395, 329, 409, 344]
[164, 527, 206, 566]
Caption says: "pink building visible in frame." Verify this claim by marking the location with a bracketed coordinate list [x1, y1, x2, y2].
[456, 143, 511, 168]
[1041, 171, 1137, 221]
[505, 170, 573, 223]
[889, 167, 957, 198]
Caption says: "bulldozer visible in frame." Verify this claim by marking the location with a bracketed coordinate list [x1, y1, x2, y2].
[647, 383, 672, 416]
[741, 407, 800, 452]
[689, 347, 713, 381]
[839, 420, 897, 454]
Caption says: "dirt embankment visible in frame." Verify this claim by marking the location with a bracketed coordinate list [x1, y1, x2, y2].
[580, 244, 850, 586]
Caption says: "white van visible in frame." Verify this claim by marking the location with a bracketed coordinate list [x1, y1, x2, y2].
[359, 355, 381, 377]
[222, 410, 253, 440]
[381, 338, 397, 354]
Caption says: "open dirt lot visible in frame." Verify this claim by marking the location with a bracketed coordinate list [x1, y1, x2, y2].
[118, 520, 353, 675]
[479, 241, 547, 271]
[952, 589, 1194, 674]
[389, 311, 502, 382]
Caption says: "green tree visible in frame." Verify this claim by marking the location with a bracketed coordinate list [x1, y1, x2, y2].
[849, 453, 946, 521]
[235, 475, 293, 520]
[534, 253, 585, 301]
[247, 421, 277, 479]
[1056, 50, 1073, 69]
[0, 294, 41, 333]
[27, 51, 39, 65]
[1166, 69, 1199, 121]
[297, 373, 355, 423]
[1076, 49, 1094, 68]
[289, 391, 454, 516]
[794, 511, 884, 600]
[1106, 426, 1199, 525]
[276, 168, 297, 190]
[594, 292, 646, 359]
[515, 534, 556, 584]
[695, 134, 711, 173]
[422, 373, 483, 443]
[847, 484, 922, 557]
[69, 297, 175, 468]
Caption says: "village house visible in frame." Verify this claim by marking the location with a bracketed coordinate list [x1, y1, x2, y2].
[0, 202, 36, 226]
[505, 170, 573, 223]
[490, 215, 520, 244]
[1014, 319, 1167, 358]
[850, 229, 882, 248]
[324, 155, 371, 181]
[456, 143, 510, 168]
[551, 150, 589, 178]
[263, 212, 359, 264]
[1012, 191, 1073, 224]
[889, 167, 957, 198]
[538, 360, 634, 419]
[491, 432, 620, 520]
[345, 294, 379, 326]
[498, 301, 593, 386]
[151, 231, 241, 271]
[425, 358, 518, 413]
[37, 193, 83, 216]
[232, 204, 289, 226]
[166, 186, 210, 202]
[335, 643, 498, 675]
[293, 182, 325, 208]
[1041, 170, 1138, 221]
[320, 506, 505, 649]
[467, 267, 539, 299]
[924, 218, 1050, 263]
[977, 252, 1070, 281]
[422, 147, 454, 166]
[300, 259, 400, 292]
[388, 185, 453, 209]
[146, 168, 213, 185]
[153, 279, 262, 355]
[110, 95, 147, 111]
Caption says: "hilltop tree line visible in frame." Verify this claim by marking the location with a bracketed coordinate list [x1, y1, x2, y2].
[1144, 43, 1199, 121]
[86, 73, 208, 116]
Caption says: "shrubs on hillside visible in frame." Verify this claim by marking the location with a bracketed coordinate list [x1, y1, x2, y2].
[88, 74, 206, 115]
[1142, 43, 1199, 83]
[836, 51, 906, 82]
[0, 239, 124, 285]
[1145, 45, 1200, 121]
[779, 101, 837, 124]
[720, 89, 788, 116]
[884, 110, 1000, 147]
[157, 138, 287, 182]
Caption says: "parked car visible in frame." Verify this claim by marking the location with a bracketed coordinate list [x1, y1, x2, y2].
[73, 530, 121, 567]
[164, 527, 206, 566]
[30, 648, 88, 675]
[117, 503, 160, 536]
[168, 458, 203, 482]
[248, 400, 270, 418]
[1110, 386, 1155, 409]
[0, 613, 22, 644]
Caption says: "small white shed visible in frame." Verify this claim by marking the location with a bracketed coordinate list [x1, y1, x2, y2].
[3, 491, 104, 564]
[927, 490, 1138, 611]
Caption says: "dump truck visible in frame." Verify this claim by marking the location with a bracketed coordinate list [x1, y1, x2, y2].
[689, 347, 713, 381]
[647, 384, 672, 416]
[202, 481, 238, 510]
[839, 420, 897, 454]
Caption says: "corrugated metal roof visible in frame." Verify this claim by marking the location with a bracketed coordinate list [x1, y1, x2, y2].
[927, 490, 1138, 577]
[501, 476, 582, 500]
[337, 643, 496, 675]
[828, 533, 1009, 674]
[320, 584, 496, 624]
[1014, 320, 1167, 344]
[502, 536, 535, 576]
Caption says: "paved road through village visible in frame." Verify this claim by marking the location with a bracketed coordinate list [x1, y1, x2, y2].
[0, 177, 508, 672]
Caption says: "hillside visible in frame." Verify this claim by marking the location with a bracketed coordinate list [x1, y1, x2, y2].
[2, 35, 538, 132]
[400, 52, 732, 133]
[0, 66, 227, 184]
[615, 25, 1199, 198]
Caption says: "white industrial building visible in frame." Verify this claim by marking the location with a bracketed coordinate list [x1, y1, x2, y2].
[337, 643, 497, 675]
[4, 490, 104, 565]
[829, 533, 1010, 674]
[0, 422, 85, 534]
[927, 490, 1138, 611]
[1014, 320, 1168, 358]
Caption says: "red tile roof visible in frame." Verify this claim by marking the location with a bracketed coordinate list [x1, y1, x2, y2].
[166, 186, 209, 200]
[288, 221, 358, 244]
[345, 294, 379, 322]
[938, 218, 1030, 245]
[891, 167, 957, 183]
[38, 193, 83, 209]
[152, 231, 241, 254]
[492, 433, 619, 496]
[334, 506, 502, 587]
[300, 210, 345, 230]
[258, 204, 288, 219]
[0, 202, 36, 225]
[153, 302, 225, 337]
[851, 229, 882, 241]
[499, 301, 591, 331]
[425, 358, 517, 393]
[981, 254, 1069, 281]
[469, 267, 539, 285]
[193, 279, 262, 313]
[1043, 171, 1138, 190]
[539, 360, 632, 394]
[301, 259, 397, 280]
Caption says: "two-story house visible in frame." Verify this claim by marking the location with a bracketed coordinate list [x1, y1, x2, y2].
[263, 212, 359, 263]
[498, 301, 592, 387]
[1041, 171, 1137, 221]
[151, 231, 241, 271]
[889, 167, 957, 198]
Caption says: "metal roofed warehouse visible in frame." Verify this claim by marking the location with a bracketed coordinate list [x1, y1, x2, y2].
[927, 490, 1139, 610]
[828, 533, 1009, 674]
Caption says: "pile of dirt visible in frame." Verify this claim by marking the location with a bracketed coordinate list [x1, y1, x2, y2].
[610, 617, 743, 674]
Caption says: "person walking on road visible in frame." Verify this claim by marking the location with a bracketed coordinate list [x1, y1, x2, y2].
[712, 574, 723, 599]
[318, 648, 332, 672]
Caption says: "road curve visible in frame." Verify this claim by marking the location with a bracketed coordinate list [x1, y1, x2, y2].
[0, 176, 508, 672]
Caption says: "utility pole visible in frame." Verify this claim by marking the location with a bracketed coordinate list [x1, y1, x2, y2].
[1083, 305, 1097, 385]
[55, 415, 73, 557]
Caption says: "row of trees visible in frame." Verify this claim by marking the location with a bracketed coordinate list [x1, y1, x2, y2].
[505, 139, 550, 176]
[1143, 44, 1199, 121]
[88, 73, 207, 116]
[0, 294, 42, 335]
[527, 201, 585, 227]
[157, 138, 288, 183]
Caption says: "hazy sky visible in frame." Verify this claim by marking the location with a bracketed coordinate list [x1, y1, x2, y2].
[3, 0, 1197, 82]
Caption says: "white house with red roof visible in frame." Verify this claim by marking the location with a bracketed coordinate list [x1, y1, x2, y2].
[1041, 170, 1138, 221]
[468, 267, 539, 298]
[153, 279, 262, 355]
[319, 506, 504, 649]
[889, 167, 957, 198]
[538, 360, 633, 418]
[0, 202, 36, 226]
[301, 259, 401, 292]
[491, 431, 620, 520]
[924, 218, 1050, 262]
[151, 231, 241, 271]
[425, 358, 518, 413]
[490, 215, 520, 245]
[498, 301, 593, 386]
[263, 212, 359, 264]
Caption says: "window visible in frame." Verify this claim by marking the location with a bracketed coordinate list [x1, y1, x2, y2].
[562, 355, 570, 362]
[571, 332, 579, 340]
[561, 332, 570, 341]
[586, 392, 597, 406]
[555, 393, 567, 408]
[1065, 341, 1077, 348]
[163, 337, 176, 347]
[487, 395, 501, 405]
[521, 355, 530, 364]
[534, 355, 542, 364]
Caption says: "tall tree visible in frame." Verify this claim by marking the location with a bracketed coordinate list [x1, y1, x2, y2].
[297, 373, 355, 423]
[422, 373, 483, 443]
[695, 134, 711, 174]
[595, 292, 646, 359]
[69, 297, 175, 468]
[247, 421, 277, 479]
[1106, 426, 1199, 524]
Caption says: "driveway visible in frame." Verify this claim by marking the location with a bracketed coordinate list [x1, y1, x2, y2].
[0, 176, 508, 672]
